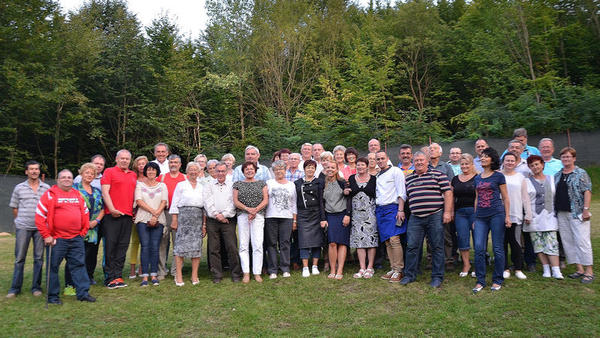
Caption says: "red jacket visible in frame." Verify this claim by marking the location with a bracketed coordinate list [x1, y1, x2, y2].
[35, 185, 89, 239]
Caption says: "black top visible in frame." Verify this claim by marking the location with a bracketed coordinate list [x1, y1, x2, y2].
[451, 175, 476, 210]
[555, 172, 571, 212]
[294, 177, 326, 221]
[348, 174, 376, 200]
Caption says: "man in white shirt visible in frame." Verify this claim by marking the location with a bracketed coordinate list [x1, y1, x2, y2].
[375, 151, 407, 283]
[312, 143, 325, 176]
[504, 139, 531, 177]
[204, 162, 242, 283]
[232, 145, 272, 182]
[73, 154, 105, 190]
[151, 142, 170, 175]
[474, 139, 488, 173]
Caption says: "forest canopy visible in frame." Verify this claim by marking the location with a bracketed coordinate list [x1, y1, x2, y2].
[1, 0, 599, 176]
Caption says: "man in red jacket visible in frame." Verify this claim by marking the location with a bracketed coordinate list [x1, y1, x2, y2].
[36, 169, 96, 304]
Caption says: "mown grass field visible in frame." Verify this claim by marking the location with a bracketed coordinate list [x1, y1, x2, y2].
[1, 196, 599, 336]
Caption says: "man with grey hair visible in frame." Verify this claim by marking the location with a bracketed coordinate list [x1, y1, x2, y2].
[447, 147, 462, 176]
[312, 143, 325, 176]
[539, 138, 562, 176]
[286, 153, 304, 182]
[74, 154, 105, 189]
[232, 145, 272, 182]
[101, 149, 137, 288]
[501, 128, 541, 159]
[504, 139, 531, 177]
[299, 143, 313, 168]
[152, 142, 170, 174]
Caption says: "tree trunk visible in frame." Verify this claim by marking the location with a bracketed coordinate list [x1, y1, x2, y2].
[517, 3, 540, 103]
[54, 102, 64, 178]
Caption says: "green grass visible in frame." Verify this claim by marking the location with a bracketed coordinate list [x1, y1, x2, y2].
[585, 166, 600, 201]
[1, 206, 600, 336]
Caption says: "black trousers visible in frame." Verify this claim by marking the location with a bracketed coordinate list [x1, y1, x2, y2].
[504, 223, 524, 271]
[206, 217, 242, 280]
[103, 215, 132, 284]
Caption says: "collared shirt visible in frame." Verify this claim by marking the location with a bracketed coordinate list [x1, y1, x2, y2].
[554, 166, 592, 219]
[9, 180, 51, 230]
[514, 158, 531, 177]
[398, 163, 415, 176]
[232, 163, 272, 183]
[448, 162, 462, 176]
[151, 159, 170, 176]
[169, 179, 204, 214]
[429, 161, 455, 182]
[375, 166, 407, 206]
[543, 158, 563, 177]
[203, 179, 236, 219]
[501, 145, 541, 159]
[74, 173, 103, 190]
[474, 157, 483, 173]
[101, 166, 137, 216]
[286, 168, 304, 182]
[405, 169, 451, 217]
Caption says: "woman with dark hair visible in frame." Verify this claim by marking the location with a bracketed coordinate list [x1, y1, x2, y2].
[233, 161, 269, 283]
[294, 160, 326, 277]
[323, 161, 351, 280]
[347, 157, 378, 279]
[472, 147, 511, 293]
[554, 147, 593, 284]
[134, 161, 168, 286]
[524, 155, 564, 279]
[341, 147, 359, 179]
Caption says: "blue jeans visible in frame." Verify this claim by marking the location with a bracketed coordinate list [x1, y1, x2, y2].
[405, 210, 445, 282]
[474, 214, 506, 287]
[9, 229, 44, 294]
[48, 236, 90, 302]
[454, 207, 475, 250]
[137, 223, 164, 277]
[299, 247, 321, 260]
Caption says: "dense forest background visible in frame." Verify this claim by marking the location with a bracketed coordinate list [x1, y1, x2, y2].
[2, 0, 600, 177]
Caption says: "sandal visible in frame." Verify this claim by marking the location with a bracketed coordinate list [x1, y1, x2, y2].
[335, 274, 343, 280]
[353, 269, 366, 279]
[327, 273, 336, 279]
[581, 274, 595, 284]
[363, 268, 374, 279]
[568, 271, 585, 279]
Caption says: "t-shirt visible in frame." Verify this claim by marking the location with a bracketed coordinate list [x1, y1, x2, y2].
[405, 169, 451, 217]
[134, 181, 168, 225]
[265, 179, 297, 219]
[555, 172, 571, 212]
[101, 166, 137, 216]
[9, 180, 50, 230]
[451, 175, 476, 210]
[233, 180, 267, 213]
[474, 171, 506, 218]
[159, 172, 186, 206]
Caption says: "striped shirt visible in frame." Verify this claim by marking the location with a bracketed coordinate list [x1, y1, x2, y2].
[286, 168, 304, 182]
[405, 169, 450, 217]
[9, 180, 51, 230]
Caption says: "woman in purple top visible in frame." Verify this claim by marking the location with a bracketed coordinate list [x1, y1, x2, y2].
[472, 148, 511, 293]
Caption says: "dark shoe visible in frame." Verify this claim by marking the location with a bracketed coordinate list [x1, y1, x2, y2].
[213, 278, 222, 284]
[232, 278, 241, 283]
[292, 263, 300, 271]
[399, 277, 413, 285]
[490, 284, 502, 291]
[430, 279, 442, 288]
[107, 280, 119, 290]
[115, 278, 128, 288]
[48, 299, 63, 305]
[78, 294, 96, 302]
[568, 271, 585, 279]
[151, 279, 160, 286]
[89, 279, 97, 285]
[527, 264, 536, 272]
[445, 262, 455, 271]
[581, 274, 595, 284]
[140, 280, 149, 287]
[472, 285, 484, 294]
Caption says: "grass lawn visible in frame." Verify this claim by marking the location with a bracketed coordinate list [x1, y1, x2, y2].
[1, 209, 599, 336]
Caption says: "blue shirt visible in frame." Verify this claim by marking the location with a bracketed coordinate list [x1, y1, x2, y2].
[474, 157, 483, 173]
[448, 162, 461, 176]
[232, 163, 272, 183]
[501, 145, 541, 159]
[474, 171, 506, 218]
[543, 158, 562, 177]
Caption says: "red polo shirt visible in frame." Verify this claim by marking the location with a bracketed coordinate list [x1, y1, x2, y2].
[101, 166, 137, 216]
[159, 172, 186, 206]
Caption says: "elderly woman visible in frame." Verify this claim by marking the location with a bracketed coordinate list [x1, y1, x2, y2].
[451, 153, 477, 277]
[233, 161, 269, 283]
[555, 147, 593, 284]
[295, 160, 326, 277]
[194, 154, 208, 176]
[170, 162, 207, 286]
[323, 161, 351, 280]
[367, 152, 379, 176]
[501, 152, 532, 280]
[320, 151, 344, 179]
[128, 155, 148, 279]
[341, 147, 359, 179]
[265, 160, 297, 279]
[347, 157, 378, 279]
[66, 163, 104, 288]
[472, 148, 511, 293]
[333, 145, 347, 173]
[523, 155, 563, 279]
[206, 159, 219, 179]
[221, 153, 236, 178]
[134, 162, 168, 286]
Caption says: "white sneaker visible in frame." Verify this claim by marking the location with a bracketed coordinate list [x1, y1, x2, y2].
[503, 270, 511, 279]
[542, 270, 552, 278]
[282, 272, 291, 278]
[471, 272, 476, 278]
[515, 271, 527, 280]
[302, 267, 310, 277]
[269, 273, 277, 280]
[311, 265, 320, 275]
[552, 269, 564, 280]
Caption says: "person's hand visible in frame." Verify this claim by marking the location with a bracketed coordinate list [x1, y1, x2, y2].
[443, 211, 452, 224]
[248, 213, 256, 221]
[246, 207, 257, 216]
[201, 226, 207, 238]
[320, 221, 328, 228]
[44, 236, 56, 246]
[342, 215, 350, 227]
[583, 209, 591, 221]
[171, 220, 178, 231]
[110, 209, 124, 218]
[292, 221, 297, 231]
[216, 214, 229, 223]
[396, 210, 405, 223]
[505, 217, 512, 228]
[524, 218, 531, 225]
[89, 220, 98, 229]
[343, 188, 351, 196]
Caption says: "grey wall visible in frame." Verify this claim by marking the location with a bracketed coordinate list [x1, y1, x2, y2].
[0, 175, 55, 233]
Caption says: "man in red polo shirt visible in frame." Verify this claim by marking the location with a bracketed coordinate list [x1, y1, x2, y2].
[157, 154, 186, 279]
[101, 149, 137, 289]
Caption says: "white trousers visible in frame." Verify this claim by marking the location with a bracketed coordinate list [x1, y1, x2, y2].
[557, 211, 593, 266]
[238, 213, 265, 274]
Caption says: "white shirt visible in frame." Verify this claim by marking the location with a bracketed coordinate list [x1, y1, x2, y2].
[504, 172, 532, 224]
[502, 158, 531, 178]
[152, 159, 170, 176]
[265, 179, 297, 219]
[524, 175, 558, 232]
[203, 179, 236, 219]
[169, 179, 204, 214]
[376, 166, 407, 206]
[74, 173, 102, 190]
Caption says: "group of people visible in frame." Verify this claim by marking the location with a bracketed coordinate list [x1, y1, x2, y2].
[6, 128, 594, 304]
